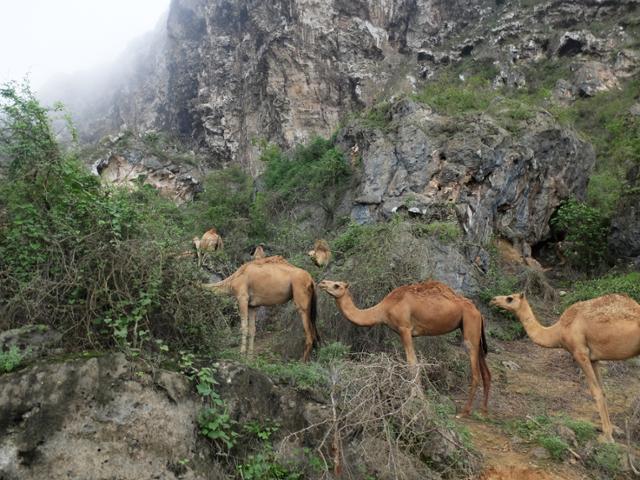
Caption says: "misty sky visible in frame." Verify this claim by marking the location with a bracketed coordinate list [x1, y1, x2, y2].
[0, 0, 171, 89]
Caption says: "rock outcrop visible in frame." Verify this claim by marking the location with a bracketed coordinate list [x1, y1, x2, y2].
[338, 99, 595, 247]
[0, 354, 223, 480]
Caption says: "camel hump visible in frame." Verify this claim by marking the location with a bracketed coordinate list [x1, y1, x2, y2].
[563, 293, 640, 325]
[251, 255, 289, 265]
[388, 280, 459, 300]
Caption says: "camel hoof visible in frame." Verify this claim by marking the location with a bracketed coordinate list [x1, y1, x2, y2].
[456, 411, 471, 419]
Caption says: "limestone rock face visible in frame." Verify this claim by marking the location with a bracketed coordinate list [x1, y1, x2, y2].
[337, 99, 595, 246]
[0, 355, 328, 480]
[44, 0, 637, 176]
[0, 354, 223, 480]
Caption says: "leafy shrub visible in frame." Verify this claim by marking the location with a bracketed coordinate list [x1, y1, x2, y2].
[316, 341, 350, 364]
[586, 443, 622, 477]
[0, 81, 65, 175]
[562, 272, 640, 307]
[0, 82, 229, 353]
[358, 101, 393, 131]
[537, 435, 570, 461]
[414, 75, 493, 115]
[0, 345, 28, 373]
[249, 357, 328, 390]
[261, 137, 350, 209]
[562, 418, 597, 444]
[550, 199, 609, 270]
[195, 366, 238, 451]
[506, 415, 570, 460]
[412, 220, 462, 243]
[490, 322, 526, 341]
[184, 167, 270, 259]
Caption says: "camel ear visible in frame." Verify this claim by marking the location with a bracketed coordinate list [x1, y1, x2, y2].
[519, 292, 526, 299]
[344, 282, 350, 289]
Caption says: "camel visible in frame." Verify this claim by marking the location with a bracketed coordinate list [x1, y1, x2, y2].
[193, 227, 223, 266]
[202, 256, 321, 361]
[319, 280, 491, 415]
[490, 292, 640, 442]
[252, 244, 266, 260]
[308, 239, 332, 267]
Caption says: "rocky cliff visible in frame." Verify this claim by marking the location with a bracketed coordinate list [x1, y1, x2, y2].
[49, 0, 638, 173]
[43, 0, 640, 258]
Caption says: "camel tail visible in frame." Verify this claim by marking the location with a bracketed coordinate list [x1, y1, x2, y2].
[310, 283, 321, 347]
[480, 316, 488, 357]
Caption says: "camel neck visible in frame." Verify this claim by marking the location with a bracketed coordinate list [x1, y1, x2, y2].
[516, 301, 562, 348]
[335, 291, 386, 327]
[203, 279, 233, 296]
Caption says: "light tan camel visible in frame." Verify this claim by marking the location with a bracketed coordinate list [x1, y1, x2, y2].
[308, 239, 332, 267]
[203, 256, 321, 361]
[490, 292, 640, 442]
[193, 227, 223, 266]
[319, 280, 491, 415]
[252, 244, 266, 260]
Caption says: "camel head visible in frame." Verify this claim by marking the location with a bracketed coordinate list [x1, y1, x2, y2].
[490, 292, 526, 312]
[318, 280, 349, 298]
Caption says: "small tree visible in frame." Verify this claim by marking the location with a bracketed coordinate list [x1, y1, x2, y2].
[551, 199, 609, 270]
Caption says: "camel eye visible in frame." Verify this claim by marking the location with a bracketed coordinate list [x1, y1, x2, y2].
[506, 296, 513, 303]
[333, 285, 339, 289]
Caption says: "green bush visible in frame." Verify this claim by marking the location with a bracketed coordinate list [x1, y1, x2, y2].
[412, 220, 462, 243]
[249, 357, 328, 390]
[0, 345, 28, 373]
[0, 82, 229, 353]
[562, 418, 597, 444]
[551, 199, 609, 270]
[261, 137, 351, 214]
[414, 75, 493, 115]
[562, 272, 640, 307]
[586, 443, 622, 477]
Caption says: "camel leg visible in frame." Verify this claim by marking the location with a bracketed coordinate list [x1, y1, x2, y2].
[292, 287, 314, 362]
[248, 307, 257, 358]
[479, 354, 491, 414]
[592, 360, 616, 437]
[460, 339, 481, 417]
[398, 328, 418, 366]
[237, 295, 249, 356]
[398, 328, 423, 390]
[574, 351, 614, 442]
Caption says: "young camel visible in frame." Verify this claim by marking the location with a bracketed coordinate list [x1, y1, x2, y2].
[308, 239, 332, 267]
[490, 292, 640, 442]
[193, 227, 223, 266]
[202, 256, 321, 361]
[319, 280, 491, 415]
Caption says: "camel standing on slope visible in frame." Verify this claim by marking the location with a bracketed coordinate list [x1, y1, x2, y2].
[193, 227, 223, 266]
[202, 256, 321, 361]
[490, 292, 640, 442]
[308, 239, 332, 267]
[319, 280, 491, 415]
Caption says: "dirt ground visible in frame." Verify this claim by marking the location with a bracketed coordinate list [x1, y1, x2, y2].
[454, 337, 640, 480]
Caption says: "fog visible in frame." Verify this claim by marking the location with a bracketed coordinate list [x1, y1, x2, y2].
[0, 0, 171, 90]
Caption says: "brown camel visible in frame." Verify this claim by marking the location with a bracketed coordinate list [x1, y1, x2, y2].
[193, 227, 223, 266]
[490, 292, 640, 442]
[308, 239, 332, 267]
[252, 244, 266, 260]
[319, 280, 491, 415]
[202, 256, 321, 361]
